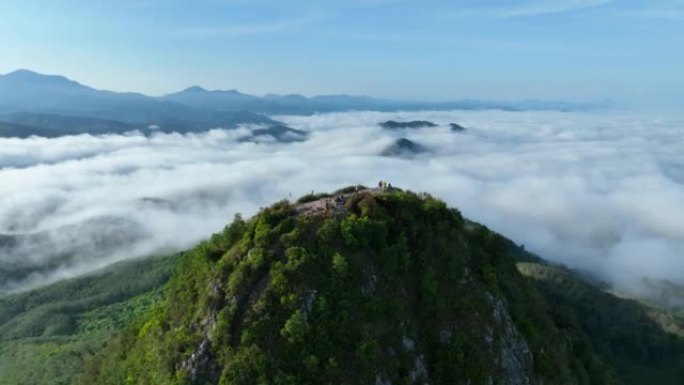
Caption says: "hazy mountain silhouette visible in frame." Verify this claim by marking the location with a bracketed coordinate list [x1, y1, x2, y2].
[381, 137, 427, 157]
[0, 70, 275, 131]
[0, 70, 596, 119]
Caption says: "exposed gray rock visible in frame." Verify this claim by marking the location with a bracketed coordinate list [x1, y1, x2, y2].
[402, 336, 416, 351]
[485, 292, 537, 385]
[375, 374, 393, 385]
[409, 354, 429, 385]
[439, 329, 453, 345]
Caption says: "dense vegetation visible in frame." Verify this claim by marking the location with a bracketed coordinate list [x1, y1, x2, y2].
[1, 188, 681, 384]
[518, 263, 684, 385]
[0, 255, 177, 385]
[77, 189, 615, 385]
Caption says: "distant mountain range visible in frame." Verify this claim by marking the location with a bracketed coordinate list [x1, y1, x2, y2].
[0, 69, 597, 138]
[162, 84, 597, 115]
[0, 70, 276, 138]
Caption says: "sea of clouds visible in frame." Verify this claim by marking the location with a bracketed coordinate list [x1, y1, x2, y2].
[0, 109, 682, 297]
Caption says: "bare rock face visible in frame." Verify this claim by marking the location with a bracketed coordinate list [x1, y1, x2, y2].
[486, 292, 537, 385]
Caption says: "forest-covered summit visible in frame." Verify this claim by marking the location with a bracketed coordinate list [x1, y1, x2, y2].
[78, 187, 619, 385]
[2, 187, 681, 385]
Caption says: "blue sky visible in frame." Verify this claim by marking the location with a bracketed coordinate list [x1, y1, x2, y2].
[0, 0, 682, 104]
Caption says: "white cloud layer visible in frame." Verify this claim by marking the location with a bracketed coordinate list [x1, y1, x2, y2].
[0, 109, 683, 297]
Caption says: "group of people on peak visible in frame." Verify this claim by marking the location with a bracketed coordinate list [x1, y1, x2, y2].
[378, 180, 393, 191]
[324, 194, 347, 211]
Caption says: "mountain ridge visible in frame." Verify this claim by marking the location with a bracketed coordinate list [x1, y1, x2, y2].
[0, 69, 599, 118]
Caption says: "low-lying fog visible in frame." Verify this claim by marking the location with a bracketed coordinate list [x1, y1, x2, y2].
[1, 109, 682, 299]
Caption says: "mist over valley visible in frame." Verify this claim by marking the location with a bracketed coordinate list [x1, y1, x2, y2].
[1, 107, 681, 304]
[2, 1, 683, 382]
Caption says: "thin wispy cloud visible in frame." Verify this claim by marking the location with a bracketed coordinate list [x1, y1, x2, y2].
[439, 0, 616, 19]
[622, 6, 684, 20]
[173, 15, 324, 38]
[500, 0, 616, 17]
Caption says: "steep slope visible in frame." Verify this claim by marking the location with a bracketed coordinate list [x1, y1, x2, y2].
[518, 263, 684, 385]
[450, 123, 467, 132]
[0, 254, 177, 385]
[638, 278, 684, 314]
[0, 70, 184, 122]
[78, 188, 614, 385]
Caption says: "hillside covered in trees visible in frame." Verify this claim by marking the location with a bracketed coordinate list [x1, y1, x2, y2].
[0, 255, 177, 385]
[73, 188, 632, 384]
[1, 187, 682, 384]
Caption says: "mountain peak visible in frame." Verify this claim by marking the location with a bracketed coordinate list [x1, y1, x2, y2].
[219, 89, 244, 95]
[182, 85, 208, 93]
[5, 69, 41, 77]
[175, 86, 247, 95]
[4, 69, 64, 80]
[77, 188, 617, 384]
[1, 69, 87, 89]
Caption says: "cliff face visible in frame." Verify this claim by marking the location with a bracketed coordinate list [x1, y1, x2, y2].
[79, 188, 614, 385]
